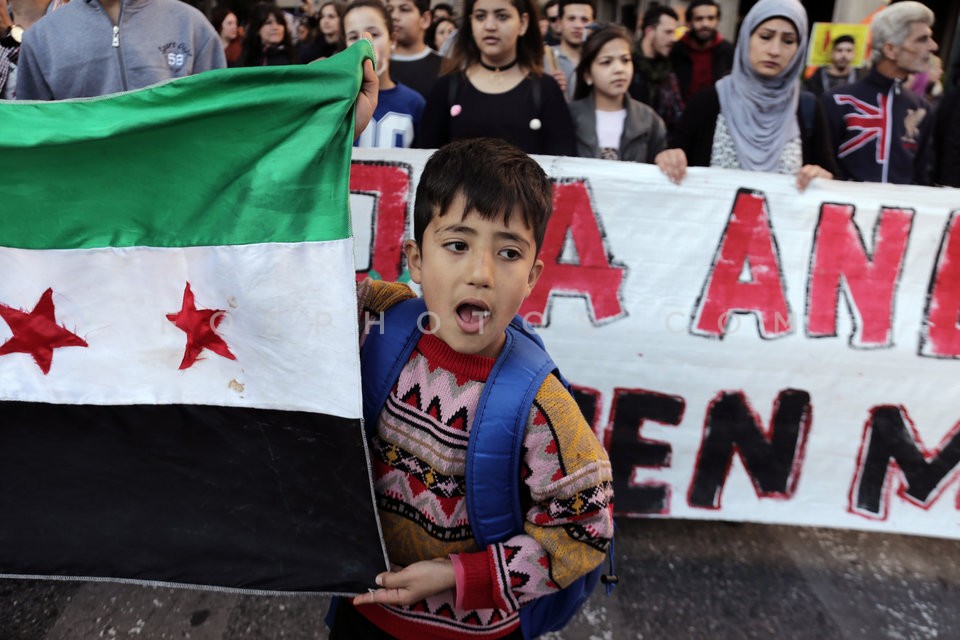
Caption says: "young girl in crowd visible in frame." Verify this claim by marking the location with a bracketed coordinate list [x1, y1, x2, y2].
[317, 0, 346, 58]
[414, 0, 575, 155]
[570, 25, 667, 162]
[344, 0, 425, 148]
[240, 3, 298, 67]
[427, 17, 457, 53]
[655, 0, 837, 191]
[211, 8, 243, 67]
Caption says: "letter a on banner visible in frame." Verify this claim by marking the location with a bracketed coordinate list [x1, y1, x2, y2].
[692, 190, 791, 339]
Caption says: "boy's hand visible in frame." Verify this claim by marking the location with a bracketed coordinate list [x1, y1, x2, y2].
[353, 558, 456, 606]
[354, 34, 379, 137]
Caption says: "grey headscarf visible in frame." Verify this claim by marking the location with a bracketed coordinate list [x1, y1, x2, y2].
[715, 0, 809, 172]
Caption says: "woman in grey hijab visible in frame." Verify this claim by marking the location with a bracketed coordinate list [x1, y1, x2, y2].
[653, 0, 837, 190]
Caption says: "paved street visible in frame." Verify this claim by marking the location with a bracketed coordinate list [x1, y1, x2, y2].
[2, 519, 959, 639]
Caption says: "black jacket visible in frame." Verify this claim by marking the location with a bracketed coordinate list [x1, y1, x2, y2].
[820, 68, 934, 185]
[932, 88, 960, 187]
[669, 34, 734, 101]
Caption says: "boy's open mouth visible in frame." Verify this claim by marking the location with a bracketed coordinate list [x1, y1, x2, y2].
[456, 302, 491, 334]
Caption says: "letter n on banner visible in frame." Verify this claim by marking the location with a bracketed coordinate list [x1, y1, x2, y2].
[849, 406, 960, 519]
[350, 162, 411, 283]
[521, 179, 625, 326]
[920, 211, 960, 358]
[692, 189, 791, 338]
[806, 204, 913, 347]
[688, 390, 811, 509]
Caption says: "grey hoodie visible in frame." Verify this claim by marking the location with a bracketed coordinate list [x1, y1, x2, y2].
[17, 0, 226, 100]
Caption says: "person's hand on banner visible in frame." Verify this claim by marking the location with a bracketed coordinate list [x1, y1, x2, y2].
[353, 558, 456, 606]
[355, 32, 379, 136]
[655, 148, 688, 185]
[795, 164, 833, 192]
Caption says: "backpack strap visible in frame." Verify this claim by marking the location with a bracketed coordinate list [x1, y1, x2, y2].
[466, 318, 557, 548]
[360, 297, 428, 434]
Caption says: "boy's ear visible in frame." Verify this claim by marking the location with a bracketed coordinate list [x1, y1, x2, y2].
[403, 239, 424, 284]
[525, 258, 544, 297]
[419, 10, 432, 31]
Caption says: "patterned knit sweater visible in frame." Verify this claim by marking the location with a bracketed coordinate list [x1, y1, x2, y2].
[356, 280, 614, 639]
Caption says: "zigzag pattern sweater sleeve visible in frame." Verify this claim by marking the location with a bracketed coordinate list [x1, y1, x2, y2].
[462, 373, 614, 613]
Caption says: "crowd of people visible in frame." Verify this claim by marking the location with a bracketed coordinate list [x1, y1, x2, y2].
[1, 0, 956, 186]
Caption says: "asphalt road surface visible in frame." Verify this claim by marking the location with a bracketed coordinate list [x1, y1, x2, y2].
[1, 518, 958, 639]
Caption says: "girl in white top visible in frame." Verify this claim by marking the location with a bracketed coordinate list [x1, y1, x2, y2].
[568, 25, 667, 163]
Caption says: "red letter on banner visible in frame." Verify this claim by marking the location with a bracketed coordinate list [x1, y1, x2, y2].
[692, 189, 790, 338]
[350, 162, 411, 283]
[807, 204, 913, 347]
[520, 180, 624, 326]
[921, 211, 960, 358]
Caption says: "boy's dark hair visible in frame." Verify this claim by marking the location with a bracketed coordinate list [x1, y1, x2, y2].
[432, 2, 454, 17]
[413, 139, 553, 253]
[559, 0, 595, 18]
[641, 5, 678, 32]
[573, 24, 632, 100]
[832, 34, 855, 48]
[409, 0, 431, 16]
[686, 0, 720, 20]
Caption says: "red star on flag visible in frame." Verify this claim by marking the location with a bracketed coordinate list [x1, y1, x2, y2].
[0, 288, 88, 375]
[166, 282, 236, 370]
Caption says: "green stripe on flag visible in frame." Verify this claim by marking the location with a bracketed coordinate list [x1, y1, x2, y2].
[0, 40, 374, 250]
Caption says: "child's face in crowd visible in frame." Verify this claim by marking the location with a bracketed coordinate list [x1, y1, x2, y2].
[435, 20, 456, 50]
[386, 0, 429, 47]
[221, 13, 238, 40]
[320, 4, 340, 37]
[345, 7, 392, 77]
[587, 38, 632, 103]
[748, 18, 798, 78]
[404, 196, 543, 358]
[260, 14, 286, 45]
[470, 0, 528, 66]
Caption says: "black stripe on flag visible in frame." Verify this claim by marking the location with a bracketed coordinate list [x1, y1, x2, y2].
[0, 402, 384, 594]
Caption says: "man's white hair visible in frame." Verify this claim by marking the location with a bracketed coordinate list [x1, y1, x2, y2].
[870, 1, 935, 65]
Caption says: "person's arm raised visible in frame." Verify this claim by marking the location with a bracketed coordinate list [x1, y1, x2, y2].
[354, 34, 379, 137]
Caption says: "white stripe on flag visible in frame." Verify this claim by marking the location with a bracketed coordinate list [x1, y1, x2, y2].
[0, 240, 361, 419]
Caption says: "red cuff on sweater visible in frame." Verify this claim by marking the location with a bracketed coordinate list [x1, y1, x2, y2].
[451, 550, 498, 610]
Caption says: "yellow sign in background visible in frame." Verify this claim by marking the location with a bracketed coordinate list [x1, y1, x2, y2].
[807, 23, 871, 67]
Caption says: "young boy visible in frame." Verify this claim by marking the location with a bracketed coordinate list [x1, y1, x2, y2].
[330, 138, 614, 639]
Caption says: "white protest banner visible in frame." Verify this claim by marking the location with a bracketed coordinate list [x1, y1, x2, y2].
[350, 148, 960, 540]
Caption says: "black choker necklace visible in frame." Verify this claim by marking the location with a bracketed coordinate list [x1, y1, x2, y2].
[479, 58, 518, 73]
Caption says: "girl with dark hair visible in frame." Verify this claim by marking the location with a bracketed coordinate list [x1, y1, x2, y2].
[240, 3, 298, 67]
[316, 1, 346, 58]
[343, 0, 425, 148]
[570, 24, 667, 162]
[426, 17, 457, 53]
[211, 7, 243, 67]
[654, 0, 836, 191]
[414, 0, 575, 155]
